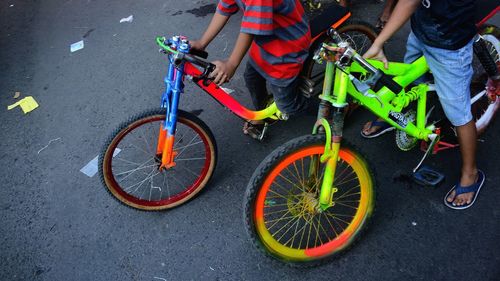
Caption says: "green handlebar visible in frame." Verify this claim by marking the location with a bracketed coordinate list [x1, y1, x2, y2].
[156, 36, 178, 55]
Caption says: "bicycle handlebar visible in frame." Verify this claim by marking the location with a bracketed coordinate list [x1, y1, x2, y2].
[156, 36, 215, 72]
[326, 28, 403, 94]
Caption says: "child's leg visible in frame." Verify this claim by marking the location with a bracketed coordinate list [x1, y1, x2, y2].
[268, 78, 309, 117]
[422, 39, 482, 207]
[243, 62, 269, 110]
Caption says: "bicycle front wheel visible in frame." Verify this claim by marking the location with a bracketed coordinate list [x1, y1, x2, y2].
[99, 109, 217, 210]
[244, 134, 375, 265]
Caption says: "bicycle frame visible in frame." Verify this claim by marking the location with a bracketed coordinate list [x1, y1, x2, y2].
[315, 54, 435, 209]
[156, 38, 282, 168]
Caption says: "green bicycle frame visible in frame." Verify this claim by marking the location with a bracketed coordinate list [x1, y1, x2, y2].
[316, 54, 435, 210]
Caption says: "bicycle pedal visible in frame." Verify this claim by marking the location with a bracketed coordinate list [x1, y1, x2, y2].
[412, 166, 445, 187]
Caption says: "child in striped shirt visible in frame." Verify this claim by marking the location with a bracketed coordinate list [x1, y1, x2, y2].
[191, 0, 311, 139]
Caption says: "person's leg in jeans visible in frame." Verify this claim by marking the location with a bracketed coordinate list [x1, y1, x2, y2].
[422, 40, 480, 207]
[268, 78, 309, 117]
[244, 62, 269, 111]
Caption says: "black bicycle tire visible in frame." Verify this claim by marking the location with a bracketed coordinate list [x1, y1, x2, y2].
[472, 25, 499, 135]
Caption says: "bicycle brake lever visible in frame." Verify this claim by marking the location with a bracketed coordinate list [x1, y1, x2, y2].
[192, 64, 215, 86]
[349, 74, 384, 108]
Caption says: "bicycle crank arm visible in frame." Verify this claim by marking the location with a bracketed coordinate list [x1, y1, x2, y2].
[413, 133, 439, 173]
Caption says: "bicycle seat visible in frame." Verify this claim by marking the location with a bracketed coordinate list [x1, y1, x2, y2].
[309, 3, 349, 39]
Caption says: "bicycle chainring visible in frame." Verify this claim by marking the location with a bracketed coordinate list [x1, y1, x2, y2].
[395, 110, 418, 151]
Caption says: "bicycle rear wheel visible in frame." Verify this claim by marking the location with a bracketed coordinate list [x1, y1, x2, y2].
[99, 109, 217, 210]
[471, 25, 499, 135]
[244, 134, 375, 265]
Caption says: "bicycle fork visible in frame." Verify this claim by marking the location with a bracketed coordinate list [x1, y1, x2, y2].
[157, 49, 185, 169]
[313, 63, 349, 211]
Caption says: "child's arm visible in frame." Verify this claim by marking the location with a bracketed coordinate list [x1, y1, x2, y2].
[210, 32, 253, 85]
[191, 13, 231, 50]
[363, 0, 420, 68]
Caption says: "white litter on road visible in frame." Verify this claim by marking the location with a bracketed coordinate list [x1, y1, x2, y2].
[119, 15, 134, 23]
[80, 148, 121, 177]
[37, 137, 62, 154]
[411, 221, 417, 226]
[70, 40, 84, 52]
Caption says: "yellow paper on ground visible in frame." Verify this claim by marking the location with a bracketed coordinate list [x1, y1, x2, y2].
[7, 96, 39, 114]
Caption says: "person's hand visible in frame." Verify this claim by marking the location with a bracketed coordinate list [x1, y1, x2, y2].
[209, 60, 237, 86]
[322, 45, 346, 62]
[189, 40, 205, 51]
[363, 43, 388, 69]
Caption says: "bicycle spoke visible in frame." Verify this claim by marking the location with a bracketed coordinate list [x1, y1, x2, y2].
[335, 185, 361, 200]
[322, 212, 339, 237]
[124, 169, 158, 194]
[175, 157, 206, 161]
[115, 158, 155, 182]
[335, 173, 360, 187]
[113, 157, 142, 166]
[333, 201, 359, 210]
[175, 135, 201, 158]
[264, 206, 290, 216]
[270, 179, 302, 198]
[140, 128, 155, 157]
[317, 215, 331, 244]
[129, 131, 154, 156]
[277, 172, 307, 193]
[178, 165, 201, 178]
[274, 216, 302, 242]
[267, 213, 295, 231]
[175, 140, 204, 152]
[114, 163, 158, 177]
[285, 217, 308, 247]
[325, 212, 353, 226]
[266, 191, 292, 201]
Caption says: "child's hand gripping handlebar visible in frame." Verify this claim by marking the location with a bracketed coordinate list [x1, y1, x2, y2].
[156, 36, 216, 83]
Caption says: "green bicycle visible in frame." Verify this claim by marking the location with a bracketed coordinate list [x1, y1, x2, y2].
[244, 27, 499, 265]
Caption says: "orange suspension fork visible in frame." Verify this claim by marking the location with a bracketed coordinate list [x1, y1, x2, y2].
[157, 125, 176, 169]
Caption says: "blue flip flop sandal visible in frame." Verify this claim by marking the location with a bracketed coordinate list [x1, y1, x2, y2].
[360, 120, 395, 138]
[444, 170, 486, 210]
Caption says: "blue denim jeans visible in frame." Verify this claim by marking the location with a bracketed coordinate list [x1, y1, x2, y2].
[404, 32, 474, 126]
[243, 63, 308, 116]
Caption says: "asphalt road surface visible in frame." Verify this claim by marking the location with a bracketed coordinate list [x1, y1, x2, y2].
[1, 1, 499, 280]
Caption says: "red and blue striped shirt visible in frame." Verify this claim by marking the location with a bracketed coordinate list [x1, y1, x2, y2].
[217, 0, 311, 87]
